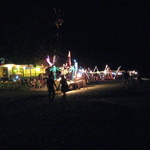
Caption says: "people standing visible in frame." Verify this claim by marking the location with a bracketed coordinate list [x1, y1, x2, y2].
[137, 72, 142, 88]
[47, 73, 57, 103]
[59, 75, 68, 101]
[82, 73, 88, 89]
[124, 71, 129, 87]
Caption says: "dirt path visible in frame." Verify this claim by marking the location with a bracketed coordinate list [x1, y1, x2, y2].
[1, 80, 150, 149]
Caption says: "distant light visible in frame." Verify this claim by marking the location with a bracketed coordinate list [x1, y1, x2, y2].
[13, 79, 16, 82]
[13, 69, 18, 72]
[6, 64, 13, 69]
[57, 77, 61, 81]
[104, 70, 107, 74]
[118, 72, 122, 75]
[35, 68, 40, 71]
[112, 72, 116, 75]
[77, 73, 82, 78]
[67, 80, 74, 85]
[46, 55, 53, 66]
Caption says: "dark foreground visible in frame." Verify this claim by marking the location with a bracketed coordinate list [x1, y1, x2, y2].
[1, 80, 150, 150]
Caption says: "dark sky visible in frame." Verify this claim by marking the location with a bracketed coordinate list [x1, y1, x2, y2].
[0, 0, 149, 75]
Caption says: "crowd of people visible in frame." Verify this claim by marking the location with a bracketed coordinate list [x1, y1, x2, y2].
[123, 70, 142, 88]
[3, 70, 142, 103]
[17, 73, 69, 102]
[19, 77, 47, 90]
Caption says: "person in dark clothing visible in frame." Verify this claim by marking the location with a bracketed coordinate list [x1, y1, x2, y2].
[59, 75, 68, 100]
[47, 74, 57, 103]
[137, 72, 142, 88]
[124, 71, 129, 87]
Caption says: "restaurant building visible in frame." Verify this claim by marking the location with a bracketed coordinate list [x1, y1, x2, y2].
[0, 63, 45, 81]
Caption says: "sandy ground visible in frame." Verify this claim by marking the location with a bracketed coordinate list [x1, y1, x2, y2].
[0, 79, 150, 150]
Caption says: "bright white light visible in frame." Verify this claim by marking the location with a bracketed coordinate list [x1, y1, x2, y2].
[13, 79, 16, 82]
[35, 68, 40, 71]
[77, 73, 82, 78]
[5, 64, 13, 69]
[67, 80, 74, 85]
[57, 77, 61, 81]
[112, 72, 116, 75]
[118, 72, 122, 75]
[104, 70, 107, 74]
[46, 55, 53, 66]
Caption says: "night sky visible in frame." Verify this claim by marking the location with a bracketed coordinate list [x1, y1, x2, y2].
[1, 0, 149, 76]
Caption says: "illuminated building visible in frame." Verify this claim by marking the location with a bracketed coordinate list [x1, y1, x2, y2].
[0, 64, 45, 81]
